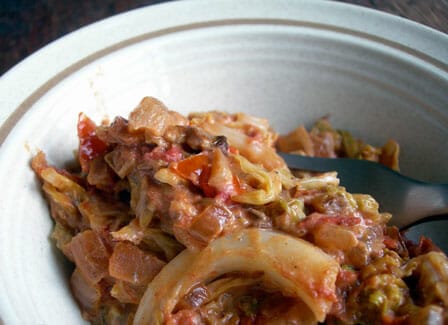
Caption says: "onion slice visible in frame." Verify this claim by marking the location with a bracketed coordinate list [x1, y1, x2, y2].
[134, 228, 340, 324]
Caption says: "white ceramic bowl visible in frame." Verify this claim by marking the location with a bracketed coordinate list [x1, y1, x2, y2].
[1, 0, 447, 324]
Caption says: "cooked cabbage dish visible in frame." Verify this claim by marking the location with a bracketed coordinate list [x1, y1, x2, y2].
[32, 97, 448, 324]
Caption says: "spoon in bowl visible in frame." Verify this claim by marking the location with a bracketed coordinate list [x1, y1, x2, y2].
[279, 152, 448, 252]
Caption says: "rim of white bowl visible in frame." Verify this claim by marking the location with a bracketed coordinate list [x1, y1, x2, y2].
[0, 0, 447, 146]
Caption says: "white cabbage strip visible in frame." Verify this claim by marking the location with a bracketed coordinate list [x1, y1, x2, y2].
[134, 228, 340, 324]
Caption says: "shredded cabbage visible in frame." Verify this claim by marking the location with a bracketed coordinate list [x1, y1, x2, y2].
[134, 228, 339, 324]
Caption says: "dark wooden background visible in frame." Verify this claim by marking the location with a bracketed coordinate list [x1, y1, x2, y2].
[1, 0, 447, 76]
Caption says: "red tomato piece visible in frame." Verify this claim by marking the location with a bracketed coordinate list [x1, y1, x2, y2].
[198, 166, 216, 198]
[77, 113, 108, 173]
[170, 154, 209, 186]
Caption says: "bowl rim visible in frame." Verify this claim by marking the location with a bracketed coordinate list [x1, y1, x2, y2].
[0, 0, 447, 147]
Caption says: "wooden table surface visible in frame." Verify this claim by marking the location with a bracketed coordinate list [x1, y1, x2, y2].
[1, 0, 447, 75]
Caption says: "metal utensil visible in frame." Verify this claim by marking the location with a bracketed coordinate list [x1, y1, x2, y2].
[279, 153, 448, 229]
[401, 217, 448, 253]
